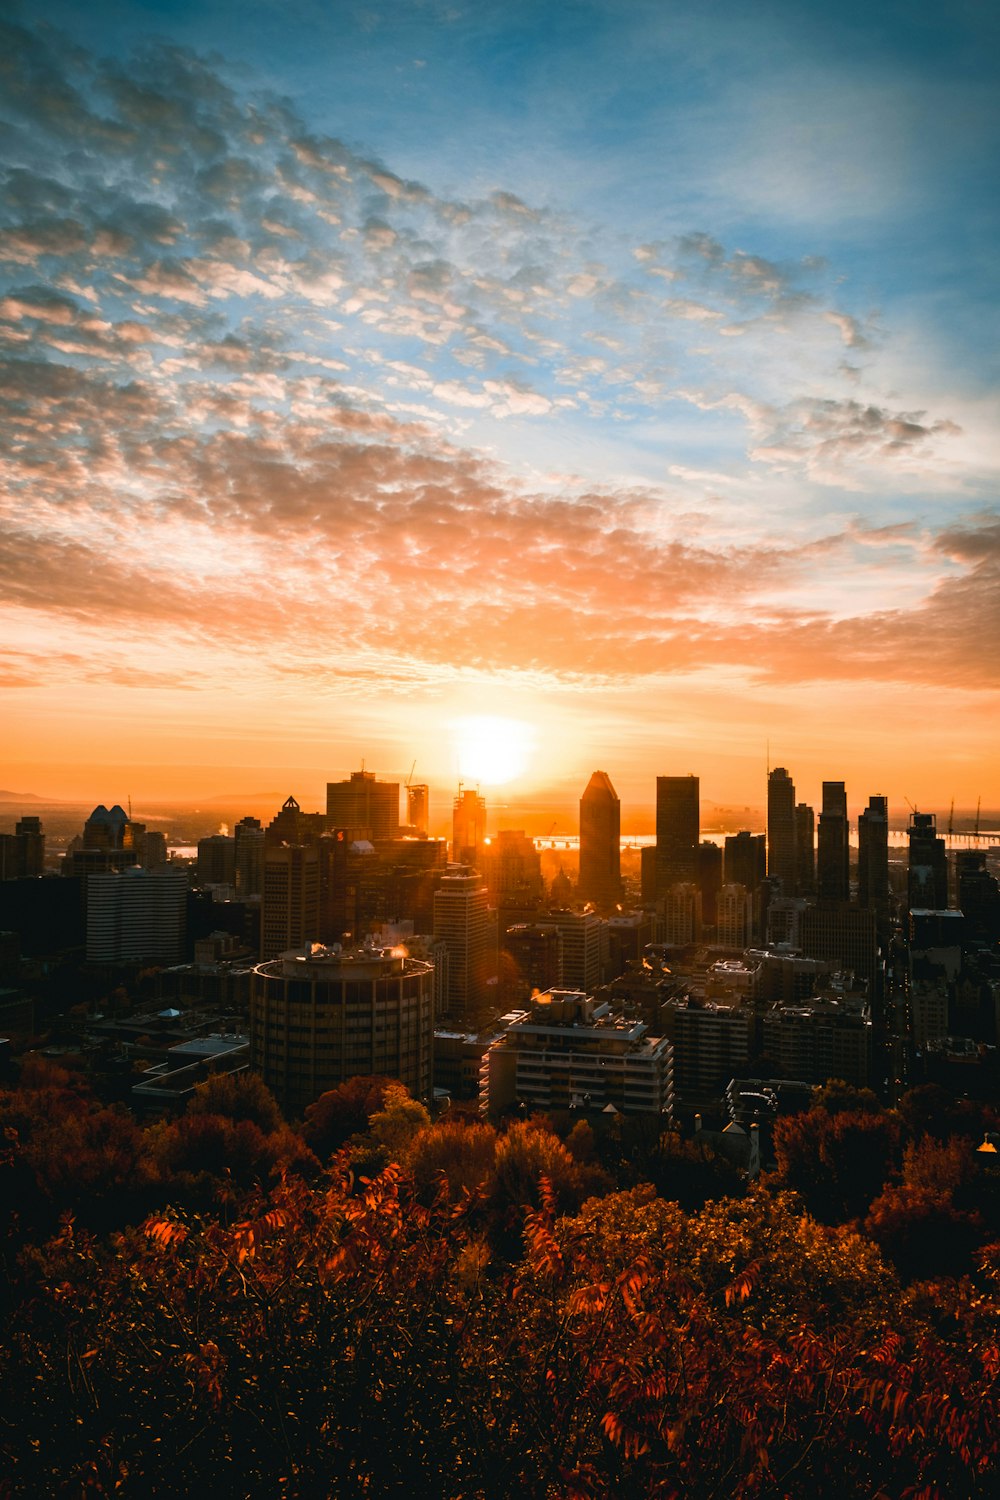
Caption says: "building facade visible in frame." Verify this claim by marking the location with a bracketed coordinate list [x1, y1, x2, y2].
[250, 944, 434, 1115]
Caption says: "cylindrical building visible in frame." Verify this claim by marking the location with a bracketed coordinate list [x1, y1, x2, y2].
[250, 943, 434, 1116]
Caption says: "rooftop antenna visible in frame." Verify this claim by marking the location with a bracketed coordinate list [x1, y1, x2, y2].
[948, 799, 954, 839]
[975, 796, 981, 841]
[128, 794, 132, 820]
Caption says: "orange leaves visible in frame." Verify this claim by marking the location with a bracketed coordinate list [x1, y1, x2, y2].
[724, 1262, 757, 1308]
[144, 1218, 188, 1252]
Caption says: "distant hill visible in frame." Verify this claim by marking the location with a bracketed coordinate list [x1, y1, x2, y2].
[0, 790, 44, 802]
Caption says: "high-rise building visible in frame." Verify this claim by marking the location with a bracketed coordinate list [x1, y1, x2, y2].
[452, 788, 487, 866]
[578, 770, 622, 907]
[655, 776, 699, 893]
[407, 783, 429, 835]
[197, 834, 236, 887]
[326, 770, 400, 841]
[767, 767, 797, 892]
[262, 844, 320, 959]
[697, 841, 723, 930]
[481, 830, 543, 905]
[662, 883, 701, 945]
[0, 816, 45, 880]
[251, 943, 434, 1115]
[817, 781, 850, 902]
[539, 908, 604, 993]
[794, 803, 815, 896]
[717, 884, 753, 948]
[85, 866, 187, 964]
[799, 902, 877, 990]
[266, 795, 326, 847]
[433, 869, 497, 1022]
[724, 831, 766, 892]
[858, 795, 889, 911]
[234, 817, 265, 898]
[907, 811, 948, 911]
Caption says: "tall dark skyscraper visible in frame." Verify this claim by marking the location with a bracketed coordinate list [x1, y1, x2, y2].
[817, 781, 850, 902]
[794, 802, 815, 896]
[767, 766, 797, 892]
[655, 775, 699, 892]
[907, 811, 948, 910]
[578, 770, 622, 906]
[858, 794, 889, 910]
[724, 830, 766, 892]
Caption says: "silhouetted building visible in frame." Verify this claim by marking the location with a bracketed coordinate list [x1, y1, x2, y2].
[64, 804, 139, 877]
[908, 811, 948, 911]
[234, 817, 264, 898]
[251, 943, 434, 1115]
[799, 901, 877, 990]
[956, 851, 1000, 946]
[655, 775, 699, 893]
[817, 781, 849, 902]
[266, 794, 326, 847]
[197, 834, 236, 887]
[724, 831, 766, 893]
[794, 803, 815, 895]
[326, 770, 400, 841]
[767, 767, 796, 892]
[0, 815, 45, 880]
[407, 783, 429, 835]
[481, 830, 543, 905]
[262, 844, 320, 959]
[717, 884, 753, 947]
[858, 794, 889, 911]
[698, 840, 723, 929]
[662, 882, 701, 945]
[452, 788, 487, 866]
[578, 770, 622, 906]
[502, 922, 563, 1002]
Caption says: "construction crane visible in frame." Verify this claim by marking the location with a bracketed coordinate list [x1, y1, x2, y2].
[405, 760, 416, 787]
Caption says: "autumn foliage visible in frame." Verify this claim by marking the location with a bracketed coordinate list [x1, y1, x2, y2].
[2, 1068, 1000, 1495]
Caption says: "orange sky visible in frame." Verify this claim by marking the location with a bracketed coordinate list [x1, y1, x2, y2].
[2, 8, 999, 815]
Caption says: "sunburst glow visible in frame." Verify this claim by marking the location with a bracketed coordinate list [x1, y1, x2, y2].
[453, 716, 536, 788]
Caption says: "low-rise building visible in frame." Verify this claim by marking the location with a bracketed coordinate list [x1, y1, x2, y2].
[480, 989, 673, 1121]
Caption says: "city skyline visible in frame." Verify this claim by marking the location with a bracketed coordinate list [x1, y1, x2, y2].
[3, 2, 999, 805]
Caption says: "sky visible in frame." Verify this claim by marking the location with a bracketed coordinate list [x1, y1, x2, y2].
[1, 0, 998, 819]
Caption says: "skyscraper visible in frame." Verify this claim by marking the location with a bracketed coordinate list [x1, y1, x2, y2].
[724, 830, 767, 892]
[578, 770, 622, 906]
[655, 775, 699, 893]
[452, 787, 487, 866]
[907, 811, 948, 910]
[794, 803, 815, 895]
[433, 869, 497, 1022]
[326, 770, 400, 841]
[234, 816, 265, 898]
[407, 783, 429, 835]
[817, 781, 850, 902]
[767, 767, 797, 892]
[857, 794, 889, 910]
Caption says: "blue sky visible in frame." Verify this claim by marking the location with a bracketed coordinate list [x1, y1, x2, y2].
[1, 0, 998, 806]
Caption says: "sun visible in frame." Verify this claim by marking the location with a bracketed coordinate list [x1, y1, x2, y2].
[453, 715, 536, 787]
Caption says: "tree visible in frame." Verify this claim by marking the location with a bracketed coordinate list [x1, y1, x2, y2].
[301, 1074, 399, 1159]
[187, 1070, 284, 1134]
[772, 1106, 902, 1223]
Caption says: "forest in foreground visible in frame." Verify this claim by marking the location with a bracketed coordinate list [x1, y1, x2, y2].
[2, 1062, 1000, 1498]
